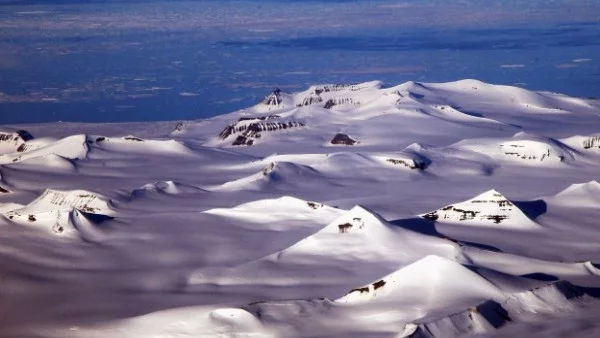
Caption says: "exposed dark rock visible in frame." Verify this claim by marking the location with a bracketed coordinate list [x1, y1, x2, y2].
[0, 130, 34, 152]
[28, 215, 36, 222]
[425, 207, 480, 222]
[502, 145, 555, 162]
[486, 215, 508, 224]
[349, 286, 370, 294]
[80, 204, 98, 213]
[0, 186, 9, 193]
[124, 136, 144, 142]
[95, 137, 106, 143]
[174, 122, 185, 132]
[232, 136, 254, 146]
[0, 133, 13, 142]
[316, 84, 365, 93]
[297, 94, 323, 107]
[583, 136, 600, 149]
[422, 212, 439, 221]
[324, 99, 337, 109]
[218, 115, 304, 146]
[331, 133, 357, 145]
[0, 130, 33, 142]
[373, 280, 386, 290]
[262, 163, 275, 176]
[217, 125, 236, 140]
[307, 202, 322, 209]
[386, 158, 426, 170]
[338, 223, 353, 233]
[238, 115, 281, 122]
[262, 88, 283, 106]
[52, 223, 64, 234]
[452, 208, 479, 220]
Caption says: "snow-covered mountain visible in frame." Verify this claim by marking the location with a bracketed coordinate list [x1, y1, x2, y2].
[1, 79, 600, 337]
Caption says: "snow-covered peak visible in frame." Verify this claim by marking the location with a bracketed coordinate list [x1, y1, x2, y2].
[0, 129, 34, 155]
[220, 195, 330, 212]
[550, 181, 600, 207]
[214, 161, 322, 191]
[271, 205, 458, 267]
[320, 205, 388, 235]
[132, 180, 205, 196]
[0, 134, 88, 165]
[8, 189, 113, 215]
[422, 190, 540, 229]
[337, 255, 503, 308]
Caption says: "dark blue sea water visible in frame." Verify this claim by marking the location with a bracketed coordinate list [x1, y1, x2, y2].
[0, 0, 599, 124]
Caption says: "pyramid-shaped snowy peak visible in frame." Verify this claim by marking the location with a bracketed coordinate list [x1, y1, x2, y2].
[421, 190, 540, 229]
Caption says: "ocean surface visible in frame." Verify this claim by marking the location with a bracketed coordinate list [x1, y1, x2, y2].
[0, 0, 599, 124]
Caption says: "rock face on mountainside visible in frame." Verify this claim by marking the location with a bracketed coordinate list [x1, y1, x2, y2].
[386, 157, 427, 170]
[262, 88, 284, 106]
[0, 130, 34, 154]
[330, 133, 357, 145]
[217, 115, 305, 146]
[421, 190, 540, 229]
[296, 91, 323, 107]
[295, 85, 359, 108]
[500, 140, 565, 163]
[582, 136, 600, 150]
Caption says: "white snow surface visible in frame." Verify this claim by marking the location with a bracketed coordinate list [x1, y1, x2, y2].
[1, 79, 600, 337]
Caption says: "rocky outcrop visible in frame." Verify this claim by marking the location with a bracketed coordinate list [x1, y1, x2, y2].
[262, 88, 284, 106]
[297, 93, 323, 107]
[386, 158, 427, 170]
[331, 133, 358, 145]
[583, 136, 600, 150]
[0, 130, 34, 154]
[499, 140, 568, 163]
[217, 115, 305, 146]
[312, 83, 372, 93]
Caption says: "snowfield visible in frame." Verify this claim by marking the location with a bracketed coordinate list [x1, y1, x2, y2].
[1, 79, 600, 337]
